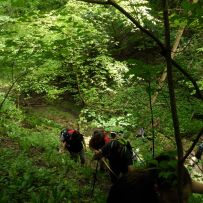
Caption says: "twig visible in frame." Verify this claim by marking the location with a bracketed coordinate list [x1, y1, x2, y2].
[0, 71, 28, 110]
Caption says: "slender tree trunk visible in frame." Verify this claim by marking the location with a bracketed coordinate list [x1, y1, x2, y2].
[75, 71, 86, 107]
[81, 0, 202, 100]
[163, 1, 183, 202]
[151, 27, 185, 106]
[80, 0, 202, 162]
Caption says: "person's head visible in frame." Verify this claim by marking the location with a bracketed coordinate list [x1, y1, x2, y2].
[89, 128, 105, 150]
[107, 152, 192, 203]
[110, 131, 117, 139]
[60, 128, 68, 142]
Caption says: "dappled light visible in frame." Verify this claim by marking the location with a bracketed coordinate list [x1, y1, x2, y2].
[0, 0, 202, 202]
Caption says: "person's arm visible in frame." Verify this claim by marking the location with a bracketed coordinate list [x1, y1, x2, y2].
[82, 136, 86, 150]
[59, 141, 66, 153]
[126, 145, 134, 173]
[92, 142, 110, 160]
[92, 149, 103, 160]
[83, 140, 86, 150]
[192, 180, 203, 194]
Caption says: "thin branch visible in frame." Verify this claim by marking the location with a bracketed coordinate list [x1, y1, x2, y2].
[182, 127, 203, 164]
[0, 71, 28, 110]
[80, 0, 203, 100]
[171, 59, 203, 100]
[148, 81, 155, 158]
[81, 0, 109, 5]
[163, 0, 183, 202]
[107, 0, 165, 51]
[171, 35, 194, 54]
[151, 27, 185, 106]
[80, 0, 165, 51]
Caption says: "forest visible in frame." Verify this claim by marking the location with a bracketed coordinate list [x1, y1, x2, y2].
[0, 0, 202, 202]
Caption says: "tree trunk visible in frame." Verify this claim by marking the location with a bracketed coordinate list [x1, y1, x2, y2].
[163, 1, 183, 202]
[82, 0, 202, 99]
[151, 27, 185, 106]
[75, 71, 86, 107]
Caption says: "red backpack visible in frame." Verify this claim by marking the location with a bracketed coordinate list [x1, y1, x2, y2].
[62, 129, 83, 152]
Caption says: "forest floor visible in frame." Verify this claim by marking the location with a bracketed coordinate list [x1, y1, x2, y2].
[0, 100, 111, 202]
[24, 101, 93, 150]
[25, 101, 203, 185]
[1, 99, 203, 203]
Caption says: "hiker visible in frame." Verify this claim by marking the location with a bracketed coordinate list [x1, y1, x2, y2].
[89, 128, 111, 171]
[190, 141, 203, 169]
[136, 127, 145, 138]
[110, 131, 119, 139]
[109, 131, 138, 161]
[195, 141, 203, 162]
[92, 136, 134, 183]
[60, 128, 86, 166]
[107, 153, 203, 203]
[89, 128, 111, 151]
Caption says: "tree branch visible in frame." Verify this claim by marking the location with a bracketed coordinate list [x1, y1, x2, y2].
[79, 0, 203, 101]
[163, 0, 183, 202]
[171, 59, 203, 100]
[0, 71, 28, 110]
[109, 0, 165, 51]
[182, 127, 203, 164]
[151, 27, 185, 106]
[80, 0, 165, 50]
[80, 0, 109, 4]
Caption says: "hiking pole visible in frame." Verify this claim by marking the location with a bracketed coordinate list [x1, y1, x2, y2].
[91, 160, 99, 198]
[190, 158, 203, 173]
[148, 80, 155, 159]
[101, 158, 118, 179]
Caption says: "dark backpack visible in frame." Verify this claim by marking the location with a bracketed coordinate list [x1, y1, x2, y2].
[112, 137, 133, 159]
[60, 129, 83, 152]
[195, 142, 203, 160]
[199, 142, 203, 152]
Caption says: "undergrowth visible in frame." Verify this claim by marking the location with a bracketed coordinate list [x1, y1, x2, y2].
[0, 96, 108, 203]
[0, 95, 202, 202]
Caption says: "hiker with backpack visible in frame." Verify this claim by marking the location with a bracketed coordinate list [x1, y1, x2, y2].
[110, 131, 139, 162]
[110, 131, 118, 139]
[195, 141, 203, 161]
[60, 128, 86, 166]
[191, 140, 203, 169]
[92, 134, 134, 183]
[89, 128, 111, 171]
[89, 128, 111, 151]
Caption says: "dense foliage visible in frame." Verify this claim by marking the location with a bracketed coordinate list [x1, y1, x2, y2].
[0, 0, 202, 202]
